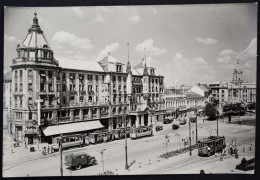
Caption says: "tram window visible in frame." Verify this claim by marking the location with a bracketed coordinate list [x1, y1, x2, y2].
[70, 138, 75, 142]
[143, 129, 146, 132]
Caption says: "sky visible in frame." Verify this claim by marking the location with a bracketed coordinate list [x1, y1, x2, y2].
[4, 4, 257, 85]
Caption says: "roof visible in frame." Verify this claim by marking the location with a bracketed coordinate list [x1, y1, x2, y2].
[131, 68, 141, 76]
[57, 58, 104, 72]
[186, 92, 204, 99]
[42, 120, 104, 136]
[4, 70, 12, 81]
[198, 84, 211, 92]
[20, 12, 50, 49]
[99, 55, 123, 64]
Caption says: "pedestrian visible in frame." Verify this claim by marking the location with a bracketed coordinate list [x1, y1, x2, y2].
[42, 147, 45, 156]
[229, 144, 233, 155]
[249, 144, 252, 151]
[25, 141, 27, 149]
[11, 145, 14, 153]
[47, 146, 50, 154]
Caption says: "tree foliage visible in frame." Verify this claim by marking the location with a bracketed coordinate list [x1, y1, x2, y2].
[204, 102, 218, 120]
[222, 100, 247, 115]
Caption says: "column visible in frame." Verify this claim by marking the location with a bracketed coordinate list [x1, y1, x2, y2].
[147, 115, 151, 126]
[108, 119, 113, 131]
[70, 109, 74, 121]
[135, 115, 140, 127]
[141, 115, 144, 126]
[79, 109, 83, 121]
[97, 108, 101, 118]
[88, 108, 92, 120]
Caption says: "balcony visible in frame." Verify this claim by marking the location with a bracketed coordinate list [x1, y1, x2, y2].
[80, 91, 86, 95]
[58, 116, 70, 123]
[39, 91, 47, 95]
[48, 91, 55, 95]
[88, 91, 95, 95]
[69, 91, 78, 96]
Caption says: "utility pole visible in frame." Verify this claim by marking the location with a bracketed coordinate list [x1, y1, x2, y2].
[60, 134, 63, 176]
[189, 119, 192, 156]
[195, 114, 198, 145]
[217, 114, 219, 137]
[124, 115, 129, 170]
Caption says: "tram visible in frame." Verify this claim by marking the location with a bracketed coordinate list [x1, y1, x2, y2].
[198, 136, 226, 157]
[130, 126, 153, 140]
[89, 130, 112, 144]
[52, 134, 89, 152]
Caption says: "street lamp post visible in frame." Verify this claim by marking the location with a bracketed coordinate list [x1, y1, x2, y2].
[100, 149, 106, 173]
[189, 119, 192, 156]
[124, 115, 129, 170]
[60, 134, 63, 176]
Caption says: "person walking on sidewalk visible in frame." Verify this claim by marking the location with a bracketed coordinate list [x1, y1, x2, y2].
[47, 146, 50, 154]
[25, 142, 27, 149]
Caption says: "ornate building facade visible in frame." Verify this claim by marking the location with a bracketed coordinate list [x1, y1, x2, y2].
[208, 60, 256, 108]
[9, 12, 166, 144]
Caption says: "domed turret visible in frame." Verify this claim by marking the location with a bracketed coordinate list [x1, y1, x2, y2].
[232, 59, 243, 82]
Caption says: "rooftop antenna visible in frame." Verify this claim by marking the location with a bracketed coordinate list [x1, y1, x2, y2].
[127, 43, 130, 62]
[144, 47, 147, 66]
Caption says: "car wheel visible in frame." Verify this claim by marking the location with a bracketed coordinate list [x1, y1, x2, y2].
[76, 163, 82, 170]
[90, 159, 97, 166]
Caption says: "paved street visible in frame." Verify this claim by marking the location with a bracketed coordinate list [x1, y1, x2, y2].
[3, 116, 255, 177]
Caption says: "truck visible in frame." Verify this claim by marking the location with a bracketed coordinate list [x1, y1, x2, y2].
[64, 152, 97, 170]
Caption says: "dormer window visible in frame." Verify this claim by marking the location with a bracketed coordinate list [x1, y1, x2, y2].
[116, 65, 122, 72]
[150, 69, 155, 75]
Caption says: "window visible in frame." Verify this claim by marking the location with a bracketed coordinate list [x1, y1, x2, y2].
[57, 84, 60, 92]
[63, 97, 66, 104]
[15, 71, 18, 79]
[19, 70, 23, 78]
[15, 97, 18, 107]
[63, 85, 66, 91]
[15, 84, 18, 92]
[28, 70, 33, 79]
[118, 76, 121, 82]
[87, 75, 93, 81]
[28, 97, 33, 106]
[29, 111, 32, 120]
[96, 75, 99, 81]
[19, 83, 23, 92]
[88, 85, 93, 92]
[28, 83, 33, 91]
[62, 73, 66, 79]
[20, 97, 23, 106]
[49, 97, 53, 106]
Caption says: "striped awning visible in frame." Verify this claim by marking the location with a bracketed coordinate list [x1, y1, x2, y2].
[41, 121, 104, 136]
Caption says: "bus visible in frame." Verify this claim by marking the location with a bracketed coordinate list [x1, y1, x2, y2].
[89, 130, 112, 144]
[52, 134, 89, 152]
[198, 136, 226, 157]
[130, 126, 153, 140]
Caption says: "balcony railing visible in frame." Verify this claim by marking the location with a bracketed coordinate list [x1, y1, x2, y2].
[80, 91, 86, 95]
[69, 91, 78, 95]
[39, 91, 47, 95]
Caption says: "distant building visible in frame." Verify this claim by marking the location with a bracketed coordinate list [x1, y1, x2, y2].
[164, 85, 205, 118]
[208, 60, 256, 107]
[9, 12, 166, 144]
[4, 71, 12, 132]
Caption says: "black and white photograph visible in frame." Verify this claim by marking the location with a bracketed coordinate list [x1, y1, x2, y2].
[2, 3, 257, 177]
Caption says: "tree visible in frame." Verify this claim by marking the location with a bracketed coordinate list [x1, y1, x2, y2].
[204, 102, 218, 120]
[222, 100, 247, 123]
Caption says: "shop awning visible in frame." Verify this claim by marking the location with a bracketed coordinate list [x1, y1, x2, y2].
[42, 120, 104, 136]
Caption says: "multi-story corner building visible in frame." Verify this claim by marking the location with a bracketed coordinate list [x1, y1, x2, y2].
[164, 85, 205, 118]
[4, 71, 12, 132]
[9, 12, 166, 144]
[208, 60, 256, 108]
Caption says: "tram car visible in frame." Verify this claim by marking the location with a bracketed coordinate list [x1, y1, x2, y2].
[52, 134, 87, 152]
[198, 136, 226, 157]
[130, 126, 153, 140]
[89, 130, 112, 144]
[112, 128, 130, 139]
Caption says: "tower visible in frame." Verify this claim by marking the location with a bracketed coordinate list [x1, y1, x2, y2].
[142, 48, 149, 99]
[231, 59, 243, 100]
[126, 43, 132, 95]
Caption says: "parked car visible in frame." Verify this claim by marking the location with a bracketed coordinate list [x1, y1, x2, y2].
[189, 115, 197, 122]
[65, 152, 97, 170]
[172, 123, 179, 130]
[156, 125, 163, 131]
[179, 118, 186, 125]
